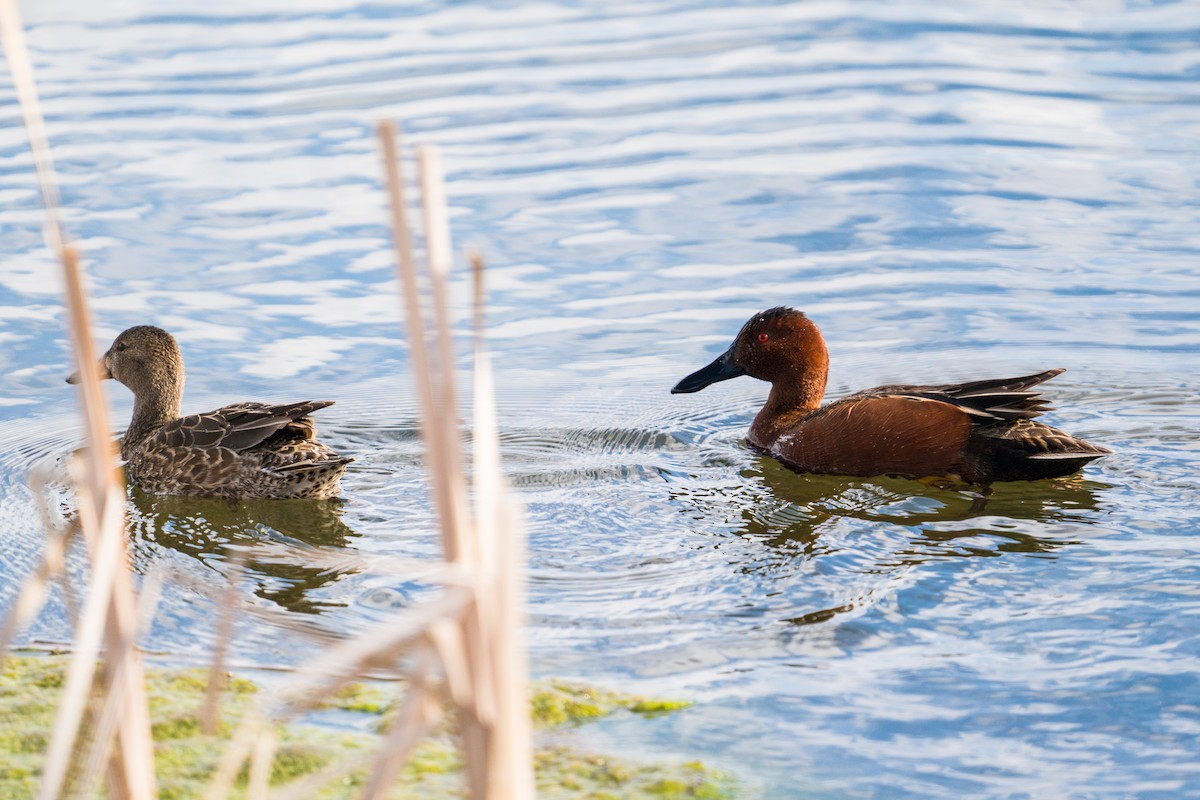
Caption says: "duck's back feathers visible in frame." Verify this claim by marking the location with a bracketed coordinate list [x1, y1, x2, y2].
[152, 401, 335, 452]
[860, 368, 1065, 422]
[129, 400, 352, 499]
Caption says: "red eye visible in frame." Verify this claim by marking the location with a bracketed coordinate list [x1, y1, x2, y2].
[757, 333, 769, 342]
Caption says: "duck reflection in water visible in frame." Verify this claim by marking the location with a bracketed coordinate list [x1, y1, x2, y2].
[669, 454, 1109, 629]
[735, 456, 1110, 560]
[127, 489, 359, 615]
[676, 453, 1104, 578]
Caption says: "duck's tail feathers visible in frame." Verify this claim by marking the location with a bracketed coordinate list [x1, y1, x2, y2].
[968, 418, 1111, 480]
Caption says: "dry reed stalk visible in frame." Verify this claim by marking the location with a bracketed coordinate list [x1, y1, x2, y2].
[38, 484, 84, 625]
[378, 121, 467, 564]
[56, 240, 156, 800]
[374, 120, 530, 800]
[0, 520, 71, 657]
[469, 257, 533, 798]
[485, 498, 532, 799]
[427, 616, 476, 710]
[0, 0, 63, 254]
[72, 631, 136, 800]
[267, 747, 375, 800]
[273, 584, 474, 714]
[359, 642, 446, 800]
[38, 479, 125, 799]
[1, 3, 157, 795]
[412, 143, 496, 798]
[202, 708, 264, 800]
[247, 726, 278, 800]
[377, 122, 534, 800]
[415, 145, 474, 567]
[203, 553, 244, 734]
[0, 471, 81, 659]
[471, 253, 486, 343]
[198, 580, 469, 800]
[379, 121, 506, 797]
[456, 599, 494, 795]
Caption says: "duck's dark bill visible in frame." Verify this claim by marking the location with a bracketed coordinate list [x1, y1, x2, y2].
[66, 359, 112, 385]
[671, 346, 745, 394]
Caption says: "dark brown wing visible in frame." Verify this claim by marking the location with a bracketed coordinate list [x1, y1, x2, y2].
[860, 368, 1065, 421]
[151, 400, 335, 453]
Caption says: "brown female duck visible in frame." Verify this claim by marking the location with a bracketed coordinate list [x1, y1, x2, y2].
[672, 307, 1110, 483]
[67, 325, 351, 499]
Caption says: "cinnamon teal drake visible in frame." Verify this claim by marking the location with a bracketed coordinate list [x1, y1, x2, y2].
[67, 325, 352, 499]
[671, 307, 1110, 483]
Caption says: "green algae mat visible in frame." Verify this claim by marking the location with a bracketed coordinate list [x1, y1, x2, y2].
[0, 655, 733, 799]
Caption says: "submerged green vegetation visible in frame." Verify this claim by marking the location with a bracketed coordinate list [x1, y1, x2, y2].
[0, 655, 733, 799]
[530, 681, 693, 727]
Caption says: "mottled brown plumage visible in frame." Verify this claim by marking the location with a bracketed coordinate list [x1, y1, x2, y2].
[67, 325, 351, 499]
[672, 307, 1110, 483]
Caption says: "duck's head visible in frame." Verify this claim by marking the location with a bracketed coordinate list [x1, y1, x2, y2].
[671, 307, 829, 394]
[67, 325, 184, 402]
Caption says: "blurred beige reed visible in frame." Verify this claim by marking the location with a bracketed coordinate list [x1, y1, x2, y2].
[1, 0, 157, 797]
[0, 0, 535, 796]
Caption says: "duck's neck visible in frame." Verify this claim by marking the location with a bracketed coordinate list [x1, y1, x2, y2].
[122, 376, 182, 460]
[747, 327, 829, 450]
